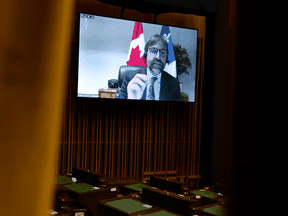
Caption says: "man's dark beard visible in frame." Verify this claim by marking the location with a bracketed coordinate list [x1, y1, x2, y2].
[150, 59, 164, 71]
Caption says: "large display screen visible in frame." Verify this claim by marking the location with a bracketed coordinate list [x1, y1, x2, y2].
[77, 13, 198, 102]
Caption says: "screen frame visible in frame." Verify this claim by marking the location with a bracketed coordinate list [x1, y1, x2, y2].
[75, 12, 199, 103]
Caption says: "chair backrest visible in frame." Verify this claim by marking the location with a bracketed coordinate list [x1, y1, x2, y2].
[118, 65, 147, 87]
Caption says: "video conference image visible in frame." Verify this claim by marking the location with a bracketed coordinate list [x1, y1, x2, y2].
[77, 13, 198, 102]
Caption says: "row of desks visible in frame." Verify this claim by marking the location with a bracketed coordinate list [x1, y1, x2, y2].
[117, 184, 227, 216]
[99, 196, 226, 216]
[48, 169, 228, 216]
[53, 174, 117, 216]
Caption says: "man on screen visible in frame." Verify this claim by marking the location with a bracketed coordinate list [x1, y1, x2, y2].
[115, 34, 181, 101]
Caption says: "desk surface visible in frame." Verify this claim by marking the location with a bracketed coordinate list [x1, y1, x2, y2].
[144, 187, 196, 201]
[98, 87, 117, 92]
[57, 176, 73, 185]
[142, 210, 178, 216]
[105, 198, 153, 214]
[191, 190, 220, 199]
[98, 87, 117, 99]
[64, 182, 101, 193]
[124, 183, 150, 192]
[202, 205, 225, 216]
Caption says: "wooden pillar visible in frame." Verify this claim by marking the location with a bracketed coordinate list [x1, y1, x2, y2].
[0, 0, 75, 215]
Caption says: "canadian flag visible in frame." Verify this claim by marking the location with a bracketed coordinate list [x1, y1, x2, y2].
[126, 22, 147, 66]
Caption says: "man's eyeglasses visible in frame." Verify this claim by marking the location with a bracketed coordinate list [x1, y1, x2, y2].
[148, 48, 166, 57]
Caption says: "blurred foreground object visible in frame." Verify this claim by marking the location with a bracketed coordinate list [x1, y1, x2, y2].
[0, 0, 75, 215]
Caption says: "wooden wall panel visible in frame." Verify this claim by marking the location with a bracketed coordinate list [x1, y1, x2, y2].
[59, 0, 205, 188]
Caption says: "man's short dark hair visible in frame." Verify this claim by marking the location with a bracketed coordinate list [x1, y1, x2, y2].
[144, 34, 169, 63]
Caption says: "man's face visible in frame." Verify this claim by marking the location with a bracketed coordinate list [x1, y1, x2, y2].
[146, 40, 167, 76]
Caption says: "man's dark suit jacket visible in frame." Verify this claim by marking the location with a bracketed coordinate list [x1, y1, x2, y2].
[115, 67, 181, 101]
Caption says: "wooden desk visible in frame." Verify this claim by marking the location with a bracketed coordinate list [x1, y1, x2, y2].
[150, 176, 185, 194]
[119, 183, 150, 195]
[98, 196, 159, 216]
[190, 203, 227, 216]
[98, 87, 117, 99]
[142, 187, 201, 215]
[188, 189, 226, 206]
[72, 167, 106, 186]
[64, 183, 117, 216]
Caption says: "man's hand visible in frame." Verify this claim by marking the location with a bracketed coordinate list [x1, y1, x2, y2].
[127, 74, 147, 99]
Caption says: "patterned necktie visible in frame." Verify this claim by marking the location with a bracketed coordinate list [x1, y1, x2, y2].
[147, 77, 158, 100]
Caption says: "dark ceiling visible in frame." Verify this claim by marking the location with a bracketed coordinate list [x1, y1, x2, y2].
[97, 0, 217, 15]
